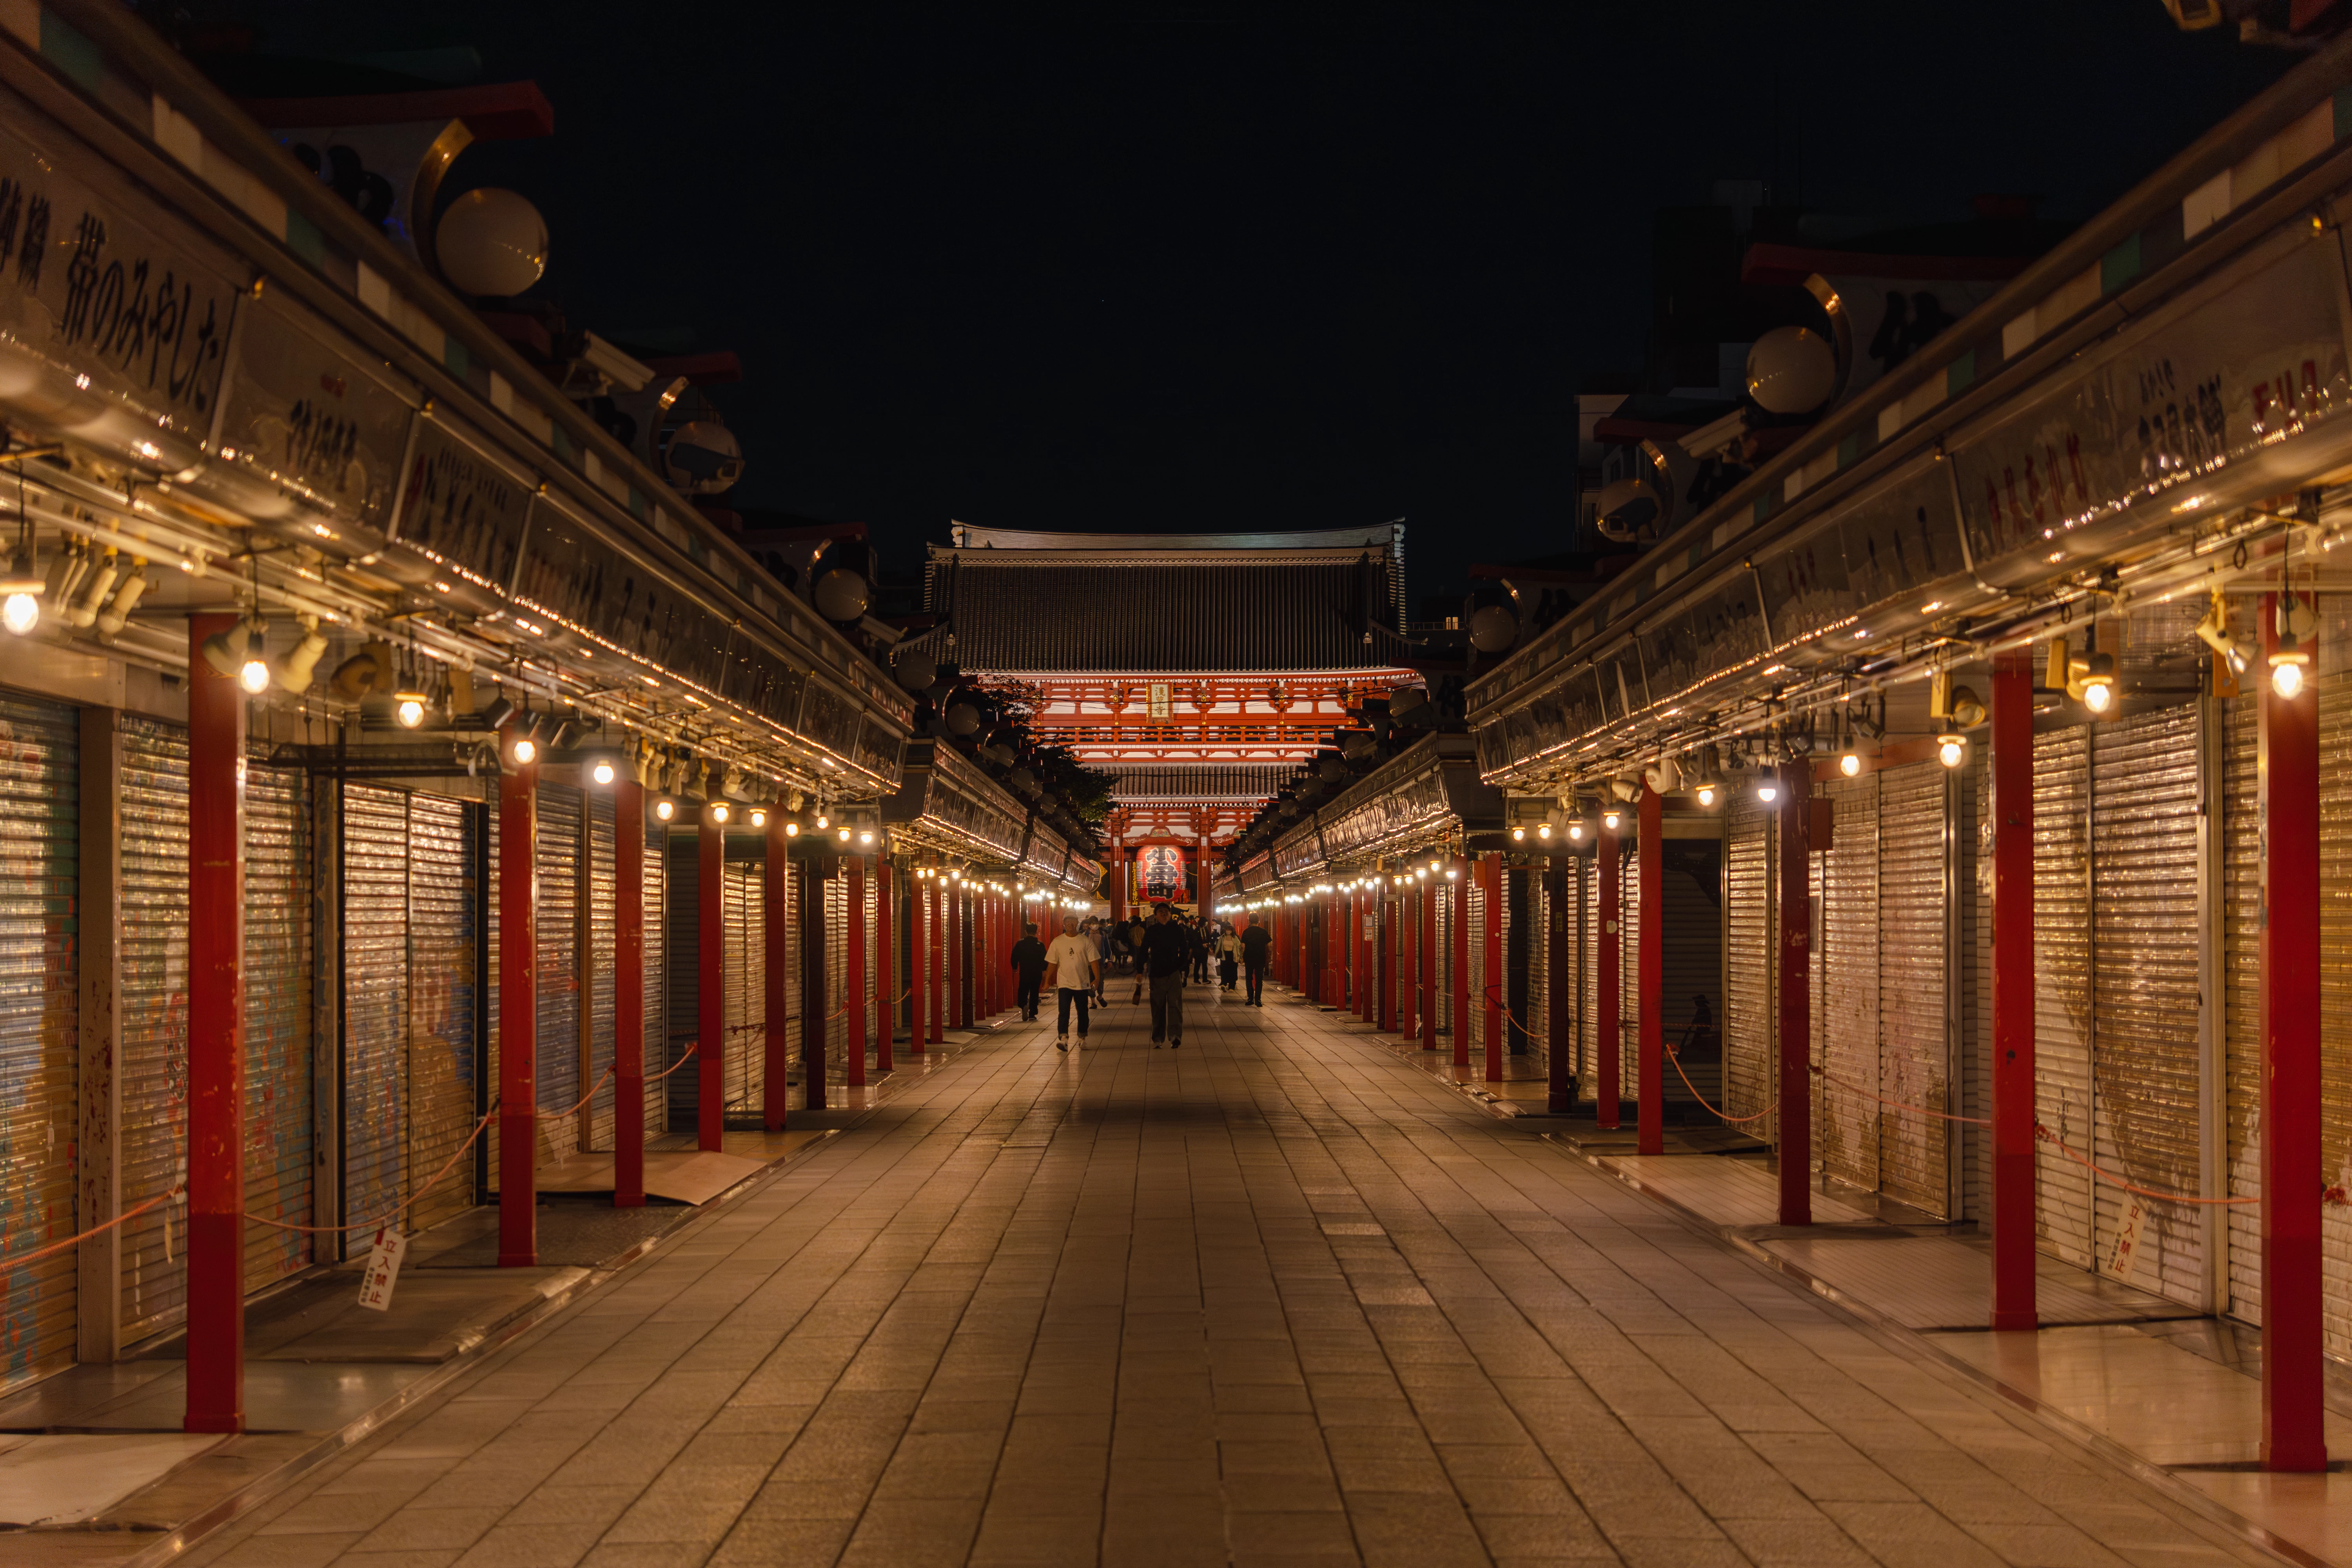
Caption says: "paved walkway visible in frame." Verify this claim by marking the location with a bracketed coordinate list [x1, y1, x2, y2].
[187, 983, 2280, 1568]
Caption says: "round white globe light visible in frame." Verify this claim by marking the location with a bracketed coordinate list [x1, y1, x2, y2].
[436, 188, 549, 297]
[1747, 325, 1838, 415]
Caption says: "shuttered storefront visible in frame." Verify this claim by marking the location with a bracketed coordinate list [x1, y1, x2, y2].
[1661, 841, 1721, 1108]
[1815, 771, 1880, 1195]
[241, 763, 312, 1288]
[1524, 871, 1547, 1072]
[2087, 704, 2203, 1305]
[824, 870, 847, 1070]
[342, 784, 409, 1237]
[2034, 725, 2096, 1269]
[1723, 799, 1773, 1127]
[642, 816, 667, 1133]
[0, 693, 78, 1377]
[1466, 875, 1485, 1056]
[724, 856, 764, 1114]
[1580, 855, 1599, 1100]
[585, 794, 617, 1151]
[536, 784, 582, 1154]
[1878, 761, 1951, 1218]
[407, 793, 478, 1232]
[119, 718, 189, 1339]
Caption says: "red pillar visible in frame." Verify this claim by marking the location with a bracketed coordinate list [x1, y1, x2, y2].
[764, 810, 791, 1130]
[1447, 862, 1467, 1066]
[948, 880, 965, 1028]
[1597, 819, 1621, 1130]
[1325, 896, 1342, 1008]
[1989, 652, 2036, 1328]
[875, 862, 895, 1075]
[184, 613, 246, 1434]
[1777, 773, 1813, 1225]
[615, 777, 646, 1206]
[1637, 790, 1663, 1152]
[1110, 844, 1126, 929]
[496, 725, 539, 1266]
[1411, 879, 1430, 1048]
[2262, 593, 2326, 1471]
[1485, 850, 1507, 1087]
[846, 857, 868, 1087]
[698, 806, 724, 1152]
[910, 876, 929, 1056]
[1379, 891, 1397, 1031]
[1196, 843, 1210, 924]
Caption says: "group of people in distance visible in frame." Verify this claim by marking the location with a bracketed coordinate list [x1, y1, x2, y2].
[1006, 905, 1276, 1051]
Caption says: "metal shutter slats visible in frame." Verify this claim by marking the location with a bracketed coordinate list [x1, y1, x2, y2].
[241, 763, 312, 1287]
[120, 717, 189, 1339]
[341, 784, 409, 1238]
[536, 784, 581, 1149]
[2090, 703, 2203, 1306]
[1724, 800, 1772, 1126]
[2034, 726, 2096, 1269]
[1817, 773, 1880, 1196]
[406, 793, 477, 1233]
[0, 693, 77, 1376]
[1878, 761, 1951, 1218]
[643, 817, 666, 1133]
[725, 858, 764, 1111]
[586, 794, 616, 1149]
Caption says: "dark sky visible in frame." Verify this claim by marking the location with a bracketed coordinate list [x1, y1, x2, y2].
[245, 3, 2288, 605]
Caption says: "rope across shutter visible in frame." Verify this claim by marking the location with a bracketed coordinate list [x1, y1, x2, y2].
[342, 783, 408, 1238]
[241, 762, 312, 1288]
[407, 792, 478, 1232]
[2034, 724, 2095, 1269]
[1878, 760, 1951, 1219]
[0, 691, 77, 1377]
[1723, 799, 1772, 1126]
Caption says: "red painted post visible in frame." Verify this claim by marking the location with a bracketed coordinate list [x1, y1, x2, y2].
[875, 862, 895, 1075]
[803, 859, 827, 1110]
[1597, 818, 1621, 1130]
[2262, 593, 2326, 1471]
[1485, 850, 1508, 1087]
[698, 805, 724, 1152]
[497, 724, 539, 1266]
[615, 776, 646, 1206]
[1637, 789, 1664, 1152]
[948, 879, 965, 1028]
[1110, 844, 1126, 929]
[910, 875, 929, 1056]
[1379, 889, 1397, 1031]
[1989, 651, 2036, 1328]
[1448, 860, 1468, 1067]
[846, 856, 868, 1087]
[1778, 771, 1813, 1225]
[1326, 895, 1342, 1008]
[183, 613, 246, 1434]
[764, 808, 791, 1130]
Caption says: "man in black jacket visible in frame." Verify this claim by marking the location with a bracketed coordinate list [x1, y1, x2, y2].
[1240, 919, 1272, 1006]
[1009, 923, 1048, 1022]
[1140, 902, 1191, 1047]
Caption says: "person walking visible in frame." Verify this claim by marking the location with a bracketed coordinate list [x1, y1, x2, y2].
[1093, 919, 1112, 1006]
[1140, 902, 1191, 1047]
[1127, 912, 1150, 1005]
[1044, 913, 1100, 1052]
[1010, 922, 1047, 1022]
[1218, 925, 1240, 991]
[1240, 919, 1272, 1006]
[1190, 918, 1211, 984]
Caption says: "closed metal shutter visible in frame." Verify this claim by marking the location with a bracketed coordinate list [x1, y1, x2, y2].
[2034, 725, 2095, 1269]
[1879, 760, 1951, 1218]
[2317, 674, 2352, 1355]
[119, 717, 189, 1339]
[406, 793, 478, 1232]
[0, 693, 78, 1376]
[1581, 855, 1598, 1100]
[1466, 875, 1485, 1054]
[642, 815, 666, 1132]
[861, 869, 877, 1067]
[1723, 800, 1772, 1125]
[724, 857, 764, 1112]
[240, 763, 312, 1288]
[341, 784, 409, 1236]
[825, 872, 847, 1062]
[1526, 871, 1547, 1070]
[1662, 842, 1722, 1108]
[485, 800, 505, 1183]
[536, 783, 581, 1149]
[1816, 772, 1880, 1196]
[585, 794, 617, 1150]
[2090, 703, 2203, 1305]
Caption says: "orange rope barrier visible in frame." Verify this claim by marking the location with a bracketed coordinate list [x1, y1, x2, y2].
[3, 1187, 183, 1271]
[1809, 1064, 1992, 1128]
[2034, 1124, 2261, 1207]
[536, 1067, 614, 1121]
[1665, 1041, 1776, 1125]
[648, 1042, 699, 1082]
[244, 1105, 497, 1236]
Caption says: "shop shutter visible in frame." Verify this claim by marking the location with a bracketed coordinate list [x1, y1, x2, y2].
[1816, 771, 1880, 1196]
[584, 793, 617, 1151]
[862, 868, 877, 1067]
[407, 792, 478, 1233]
[1616, 841, 1641, 1097]
[119, 717, 189, 1339]
[0, 692, 78, 1377]
[1879, 760, 1952, 1219]
[1466, 875, 1485, 1054]
[1581, 855, 1598, 1100]
[1662, 842, 1722, 1108]
[724, 857, 764, 1114]
[341, 783, 409, 1237]
[2089, 703, 2204, 1305]
[240, 762, 312, 1289]
[2034, 724, 2095, 1268]
[1723, 799, 1772, 1126]
[642, 815, 666, 1132]
[536, 783, 581, 1151]
[1525, 871, 1547, 1070]
[2318, 671, 2352, 1354]
[825, 871, 847, 1063]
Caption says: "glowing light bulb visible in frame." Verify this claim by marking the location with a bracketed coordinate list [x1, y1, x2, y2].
[511, 737, 537, 765]
[1511, 826, 1525, 842]
[1938, 735, 1966, 769]
[1840, 752, 1862, 778]
[1697, 785, 1717, 807]
[816, 813, 829, 828]
[1568, 822, 1586, 841]
[2273, 657, 2308, 699]
[394, 693, 427, 729]
[785, 821, 800, 837]
[859, 830, 874, 845]
[1602, 807, 1623, 831]
[838, 827, 851, 842]
[2, 590, 35, 635]
[654, 799, 675, 821]
[711, 801, 731, 824]
[750, 808, 767, 827]
[239, 655, 270, 695]
[1537, 823, 1552, 840]
[592, 760, 617, 786]
[2081, 678, 2114, 714]
[1756, 781, 1779, 805]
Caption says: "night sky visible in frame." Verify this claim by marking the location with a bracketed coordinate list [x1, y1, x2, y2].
[243, 3, 2288, 606]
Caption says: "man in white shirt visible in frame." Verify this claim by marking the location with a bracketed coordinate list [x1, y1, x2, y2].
[1043, 913, 1101, 1052]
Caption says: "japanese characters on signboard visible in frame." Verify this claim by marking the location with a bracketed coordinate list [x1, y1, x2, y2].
[1130, 844, 1192, 905]
[214, 288, 417, 531]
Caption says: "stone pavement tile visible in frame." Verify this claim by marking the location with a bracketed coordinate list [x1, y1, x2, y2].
[449, 1521, 607, 1568]
[1227, 1510, 1360, 1555]
[215, 1534, 370, 1567]
[258, 1489, 419, 1536]
[346, 1508, 508, 1553]
[576, 1547, 711, 1568]
[966, 1509, 1102, 1565]
[706, 1514, 857, 1568]
[1820, 1500, 2014, 1568]
[340, 1551, 465, 1568]
[1962, 1522, 2140, 1568]
[1716, 1515, 1877, 1566]
[1472, 1511, 1623, 1559]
